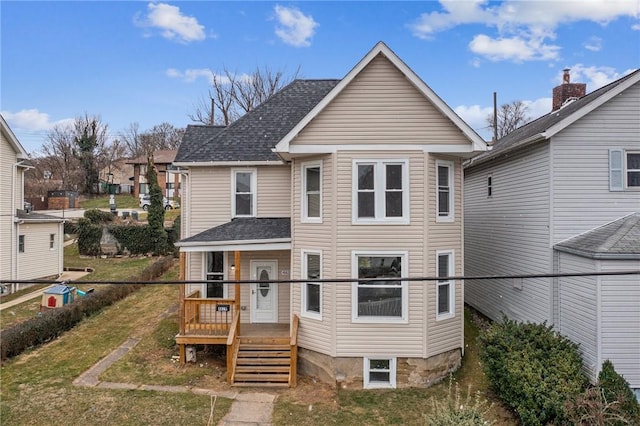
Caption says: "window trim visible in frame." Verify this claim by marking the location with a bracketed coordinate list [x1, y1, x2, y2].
[625, 150, 640, 189]
[351, 159, 409, 225]
[18, 235, 25, 253]
[436, 160, 454, 222]
[231, 168, 257, 218]
[301, 249, 322, 320]
[363, 357, 397, 389]
[49, 233, 55, 250]
[351, 250, 408, 324]
[202, 251, 228, 299]
[301, 160, 322, 223]
[436, 249, 455, 321]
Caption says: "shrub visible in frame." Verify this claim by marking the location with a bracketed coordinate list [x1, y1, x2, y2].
[598, 360, 640, 423]
[478, 317, 588, 425]
[108, 224, 155, 255]
[566, 385, 637, 426]
[84, 208, 114, 224]
[0, 256, 175, 361]
[426, 378, 493, 425]
[76, 218, 102, 256]
[64, 220, 80, 235]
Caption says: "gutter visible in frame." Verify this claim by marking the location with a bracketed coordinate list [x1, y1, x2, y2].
[465, 133, 547, 169]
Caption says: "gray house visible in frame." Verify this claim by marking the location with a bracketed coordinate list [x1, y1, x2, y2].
[464, 69, 640, 393]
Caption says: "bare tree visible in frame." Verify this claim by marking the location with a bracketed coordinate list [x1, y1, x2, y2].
[73, 114, 108, 194]
[486, 100, 531, 140]
[120, 122, 143, 158]
[41, 123, 82, 190]
[189, 65, 300, 126]
[120, 122, 185, 157]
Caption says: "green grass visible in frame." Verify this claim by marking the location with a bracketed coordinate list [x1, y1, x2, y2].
[0, 266, 233, 425]
[81, 194, 140, 210]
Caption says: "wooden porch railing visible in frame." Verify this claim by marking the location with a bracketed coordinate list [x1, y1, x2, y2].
[182, 292, 237, 336]
[289, 314, 300, 387]
[226, 310, 241, 384]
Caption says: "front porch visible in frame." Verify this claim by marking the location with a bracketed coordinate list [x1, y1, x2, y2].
[175, 288, 299, 387]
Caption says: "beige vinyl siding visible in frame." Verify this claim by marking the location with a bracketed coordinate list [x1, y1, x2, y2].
[599, 260, 640, 389]
[291, 155, 336, 356]
[465, 143, 553, 324]
[551, 82, 640, 243]
[557, 252, 598, 380]
[16, 222, 61, 280]
[293, 54, 466, 146]
[187, 165, 291, 236]
[1, 136, 15, 279]
[425, 155, 464, 357]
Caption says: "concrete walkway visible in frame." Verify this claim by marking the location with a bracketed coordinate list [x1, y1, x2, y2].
[72, 337, 276, 425]
[0, 270, 90, 311]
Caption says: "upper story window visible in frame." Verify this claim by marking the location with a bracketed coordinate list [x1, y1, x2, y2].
[18, 235, 25, 253]
[302, 161, 322, 222]
[436, 250, 455, 320]
[610, 149, 640, 191]
[232, 169, 256, 217]
[436, 160, 454, 221]
[487, 174, 493, 197]
[352, 252, 407, 323]
[301, 250, 322, 319]
[49, 234, 55, 250]
[205, 251, 225, 298]
[352, 160, 409, 224]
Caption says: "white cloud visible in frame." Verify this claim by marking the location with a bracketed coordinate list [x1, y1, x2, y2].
[136, 3, 205, 43]
[523, 97, 553, 120]
[274, 5, 318, 47]
[469, 34, 560, 62]
[409, 0, 638, 62]
[1, 109, 72, 131]
[633, 23, 640, 31]
[556, 64, 631, 90]
[454, 104, 494, 138]
[583, 36, 602, 52]
[166, 68, 213, 83]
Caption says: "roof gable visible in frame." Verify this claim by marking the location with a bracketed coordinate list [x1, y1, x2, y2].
[1, 114, 28, 159]
[274, 41, 486, 154]
[467, 69, 640, 168]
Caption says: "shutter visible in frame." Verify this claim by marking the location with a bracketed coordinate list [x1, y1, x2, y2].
[609, 149, 624, 191]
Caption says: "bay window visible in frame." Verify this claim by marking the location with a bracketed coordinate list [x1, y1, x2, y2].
[301, 250, 322, 319]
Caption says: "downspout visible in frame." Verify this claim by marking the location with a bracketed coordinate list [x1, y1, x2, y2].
[11, 161, 19, 290]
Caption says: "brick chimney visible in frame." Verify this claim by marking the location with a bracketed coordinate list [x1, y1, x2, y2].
[552, 68, 586, 111]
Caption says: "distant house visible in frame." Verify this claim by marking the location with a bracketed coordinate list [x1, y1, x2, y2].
[464, 69, 640, 393]
[174, 42, 486, 388]
[126, 149, 180, 198]
[1, 115, 64, 292]
[99, 159, 134, 194]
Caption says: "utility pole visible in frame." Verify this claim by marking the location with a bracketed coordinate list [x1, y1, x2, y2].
[493, 92, 498, 144]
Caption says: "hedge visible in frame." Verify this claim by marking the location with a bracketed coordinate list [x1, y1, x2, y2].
[0, 256, 175, 362]
[479, 317, 588, 425]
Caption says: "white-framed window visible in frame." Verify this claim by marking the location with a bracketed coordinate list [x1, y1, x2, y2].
[487, 174, 493, 197]
[49, 233, 55, 250]
[232, 169, 256, 217]
[302, 161, 322, 222]
[436, 250, 455, 320]
[363, 357, 396, 389]
[352, 160, 409, 224]
[18, 235, 25, 253]
[205, 251, 226, 298]
[610, 149, 640, 190]
[301, 250, 322, 319]
[352, 251, 408, 323]
[436, 160, 454, 221]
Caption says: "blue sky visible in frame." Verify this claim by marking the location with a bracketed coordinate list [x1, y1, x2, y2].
[2, 1, 638, 154]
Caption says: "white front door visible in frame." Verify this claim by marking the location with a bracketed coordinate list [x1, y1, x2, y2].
[250, 260, 278, 323]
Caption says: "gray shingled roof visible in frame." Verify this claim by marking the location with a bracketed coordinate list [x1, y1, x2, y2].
[467, 69, 640, 168]
[554, 213, 640, 259]
[16, 210, 64, 222]
[177, 217, 291, 245]
[175, 79, 340, 163]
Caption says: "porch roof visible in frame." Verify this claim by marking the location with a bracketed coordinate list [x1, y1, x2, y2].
[176, 217, 291, 252]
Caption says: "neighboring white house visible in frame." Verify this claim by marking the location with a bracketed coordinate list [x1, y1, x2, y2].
[1, 115, 64, 292]
[174, 42, 486, 388]
[464, 70, 640, 392]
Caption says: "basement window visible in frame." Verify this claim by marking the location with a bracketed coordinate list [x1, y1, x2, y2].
[363, 357, 396, 389]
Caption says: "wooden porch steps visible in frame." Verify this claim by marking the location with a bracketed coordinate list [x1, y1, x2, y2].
[232, 340, 291, 387]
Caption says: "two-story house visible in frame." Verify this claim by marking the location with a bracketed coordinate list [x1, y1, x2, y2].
[1, 115, 64, 293]
[464, 70, 640, 394]
[174, 42, 486, 388]
[127, 149, 180, 198]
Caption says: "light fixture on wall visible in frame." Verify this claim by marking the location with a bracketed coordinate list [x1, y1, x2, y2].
[230, 264, 235, 271]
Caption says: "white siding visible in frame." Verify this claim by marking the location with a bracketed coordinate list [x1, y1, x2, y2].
[557, 252, 598, 380]
[599, 260, 640, 389]
[551, 82, 640, 243]
[465, 143, 553, 323]
[1, 135, 15, 280]
[16, 222, 61, 280]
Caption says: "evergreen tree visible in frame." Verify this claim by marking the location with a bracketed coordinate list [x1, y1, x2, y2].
[145, 156, 168, 255]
